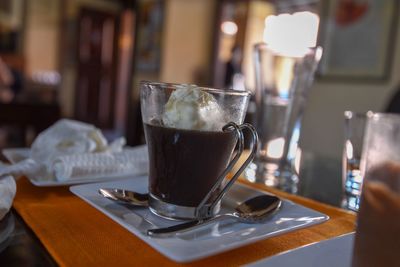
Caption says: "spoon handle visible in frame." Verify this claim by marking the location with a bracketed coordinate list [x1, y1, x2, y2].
[147, 214, 231, 237]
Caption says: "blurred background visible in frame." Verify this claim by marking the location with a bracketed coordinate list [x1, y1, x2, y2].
[0, 0, 398, 166]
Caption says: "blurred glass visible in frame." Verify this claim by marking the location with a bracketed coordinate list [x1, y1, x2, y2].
[352, 113, 400, 267]
[341, 111, 369, 211]
[247, 43, 322, 193]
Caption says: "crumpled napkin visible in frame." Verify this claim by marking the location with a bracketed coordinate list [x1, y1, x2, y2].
[0, 174, 16, 220]
[0, 119, 148, 182]
[31, 119, 124, 168]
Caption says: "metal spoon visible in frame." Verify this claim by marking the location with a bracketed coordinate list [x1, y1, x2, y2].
[98, 188, 149, 207]
[147, 194, 282, 237]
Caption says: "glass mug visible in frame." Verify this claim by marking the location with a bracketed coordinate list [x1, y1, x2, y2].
[140, 81, 258, 220]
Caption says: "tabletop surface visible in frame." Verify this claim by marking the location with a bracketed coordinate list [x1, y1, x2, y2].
[0, 153, 354, 266]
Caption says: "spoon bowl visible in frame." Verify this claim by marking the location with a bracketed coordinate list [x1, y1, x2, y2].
[147, 194, 281, 237]
[233, 194, 282, 222]
[98, 188, 149, 207]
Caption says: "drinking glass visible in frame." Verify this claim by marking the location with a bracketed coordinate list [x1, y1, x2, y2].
[140, 81, 258, 220]
[352, 113, 400, 267]
[249, 43, 322, 192]
[341, 111, 369, 211]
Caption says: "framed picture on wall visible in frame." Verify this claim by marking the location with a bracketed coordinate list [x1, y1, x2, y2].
[318, 0, 398, 81]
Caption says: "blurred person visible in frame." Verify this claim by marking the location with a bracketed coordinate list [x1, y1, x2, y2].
[224, 45, 245, 90]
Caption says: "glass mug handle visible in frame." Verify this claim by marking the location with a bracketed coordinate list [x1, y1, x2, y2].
[195, 122, 259, 219]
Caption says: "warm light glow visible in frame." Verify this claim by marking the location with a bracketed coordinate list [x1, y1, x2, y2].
[266, 137, 285, 159]
[346, 140, 354, 160]
[119, 35, 132, 49]
[221, 21, 238, 35]
[263, 11, 319, 57]
[294, 148, 302, 175]
[275, 57, 295, 94]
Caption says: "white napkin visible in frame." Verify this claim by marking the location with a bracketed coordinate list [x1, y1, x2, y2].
[0, 174, 16, 220]
[0, 119, 148, 182]
[31, 119, 122, 169]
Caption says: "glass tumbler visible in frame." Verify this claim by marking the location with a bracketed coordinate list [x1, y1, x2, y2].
[249, 43, 322, 192]
[352, 112, 400, 267]
[342, 111, 370, 211]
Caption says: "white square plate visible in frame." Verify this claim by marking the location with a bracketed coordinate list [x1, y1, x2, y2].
[3, 147, 147, 187]
[70, 177, 329, 263]
[246, 232, 354, 267]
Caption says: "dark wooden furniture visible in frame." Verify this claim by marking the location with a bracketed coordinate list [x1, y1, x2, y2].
[0, 101, 61, 146]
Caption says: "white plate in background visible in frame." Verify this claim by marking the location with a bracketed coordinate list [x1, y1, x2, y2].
[2, 147, 148, 187]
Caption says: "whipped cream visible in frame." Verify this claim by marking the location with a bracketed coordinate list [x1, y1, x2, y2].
[162, 86, 225, 131]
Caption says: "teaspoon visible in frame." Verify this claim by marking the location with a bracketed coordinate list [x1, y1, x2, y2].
[147, 194, 282, 237]
[98, 188, 149, 206]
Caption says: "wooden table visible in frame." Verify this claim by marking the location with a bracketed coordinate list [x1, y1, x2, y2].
[7, 176, 356, 266]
